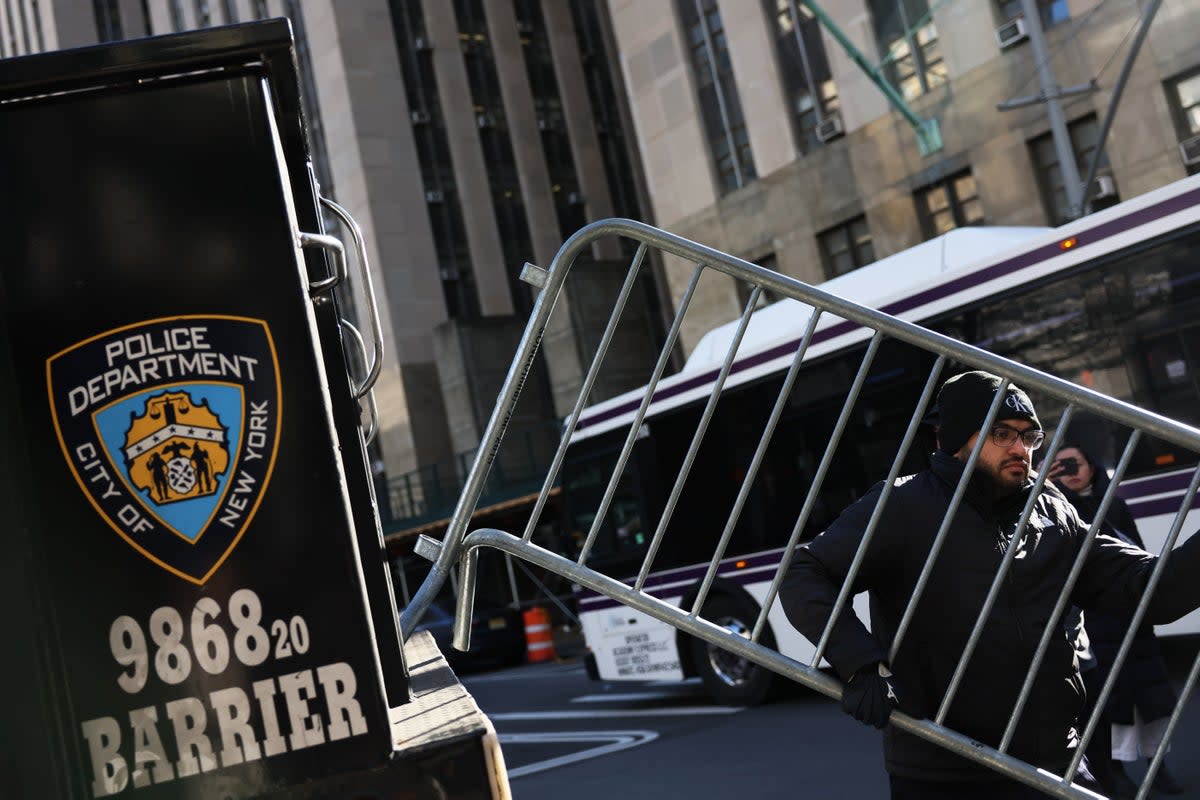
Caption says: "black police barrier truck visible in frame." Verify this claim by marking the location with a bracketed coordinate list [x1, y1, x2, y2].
[0, 21, 508, 799]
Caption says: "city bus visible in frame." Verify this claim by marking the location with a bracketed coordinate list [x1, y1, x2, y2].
[564, 174, 1200, 705]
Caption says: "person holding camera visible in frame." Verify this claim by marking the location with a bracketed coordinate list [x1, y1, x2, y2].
[1047, 444, 1184, 797]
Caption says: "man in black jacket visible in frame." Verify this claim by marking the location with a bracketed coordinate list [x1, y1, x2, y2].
[779, 370, 1200, 799]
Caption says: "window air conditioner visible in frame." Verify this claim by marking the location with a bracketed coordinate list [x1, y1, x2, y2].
[424, 189, 444, 203]
[476, 113, 495, 128]
[1092, 174, 1117, 201]
[410, 110, 431, 124]
[413, 35, 432, 51]
[995, 17, 1029, 50]
[536, 117, 549, 131]
[815, 112, 844, 143]
[1179, 134, 1200, 166]
[566, 192, 585, 205]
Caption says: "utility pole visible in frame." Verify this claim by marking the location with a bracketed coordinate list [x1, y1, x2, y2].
[1079, 0, 1162, 217]
[997, 0, 1085, 219]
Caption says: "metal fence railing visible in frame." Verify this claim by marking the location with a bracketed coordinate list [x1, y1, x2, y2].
[398, 218, 1200, 799]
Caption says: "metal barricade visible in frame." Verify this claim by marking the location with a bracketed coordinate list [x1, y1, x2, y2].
[399, 218, 1200, 799]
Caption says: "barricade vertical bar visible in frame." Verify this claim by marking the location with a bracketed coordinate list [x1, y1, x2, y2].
[936, 415, 1074, 725]
[634, 287, 763, 591]
[520, 243, 649, 542]
[577, 265, 704, 565]
[792, 331, 888, 662]
[888, 385, 1013, 662]
[1001, 429, 1140, 754]
[809, 353, 944, 666]
[504, 553, 521, 609]
[453, 547, 481, 652]
[1065, 462, 1200, 783]
[752, 345, 936, 642]
[692, 306, 825, 617]
[1142, 646, 1200, 798]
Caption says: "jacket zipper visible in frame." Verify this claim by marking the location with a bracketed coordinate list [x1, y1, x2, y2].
[1000, 524, 1028, 646]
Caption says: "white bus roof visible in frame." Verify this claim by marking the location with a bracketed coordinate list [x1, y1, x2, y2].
[571, 174, 1200, 444]
[683, 227, 1048, 375]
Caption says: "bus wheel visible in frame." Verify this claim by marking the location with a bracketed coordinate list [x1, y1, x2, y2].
[690, 593, 776, 706]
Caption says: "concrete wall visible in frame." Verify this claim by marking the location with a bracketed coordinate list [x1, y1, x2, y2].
[305, 0, 453, 476]
[722, 0, 796, 177]
[607, 0, 717, 227]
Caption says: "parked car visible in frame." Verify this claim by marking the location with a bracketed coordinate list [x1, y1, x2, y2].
[414, 600, 526, 673]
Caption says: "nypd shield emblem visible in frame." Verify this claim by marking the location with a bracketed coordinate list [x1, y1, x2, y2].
[47, 316, 281, 584]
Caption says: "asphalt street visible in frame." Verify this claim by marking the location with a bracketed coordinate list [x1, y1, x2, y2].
[462, 639, 1200, 799]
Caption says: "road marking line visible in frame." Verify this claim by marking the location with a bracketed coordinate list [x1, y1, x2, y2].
[647, 677, 702, 687]
[571, 690, 703, 703]
[463, 664, 585, 685]
[499, 730, 658, 778]
[491, 706, 742, 720]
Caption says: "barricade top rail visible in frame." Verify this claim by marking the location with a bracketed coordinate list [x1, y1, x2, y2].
[400, 216, 1200, 800]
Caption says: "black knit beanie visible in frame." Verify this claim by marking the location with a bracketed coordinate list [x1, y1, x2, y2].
[932, 370, 1041, 454]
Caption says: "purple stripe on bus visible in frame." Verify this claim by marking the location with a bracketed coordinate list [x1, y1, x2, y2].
[575, 188, 1200, 433]
[577, 551, 784, 604]
[1119, 470, 1195, 500]
[1127, 491, 1200, 521]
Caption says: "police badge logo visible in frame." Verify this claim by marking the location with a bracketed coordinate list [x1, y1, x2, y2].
[47, 316, 281, 584]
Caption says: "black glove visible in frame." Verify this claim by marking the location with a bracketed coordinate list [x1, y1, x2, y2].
[841, 662, 902, 729]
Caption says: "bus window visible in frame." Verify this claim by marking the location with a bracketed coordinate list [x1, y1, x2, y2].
[1138, 324, 1200, 426]
[562, 448, 647, 575]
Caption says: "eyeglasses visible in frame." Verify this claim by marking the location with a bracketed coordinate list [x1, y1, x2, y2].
[990, 424, 1045, 450]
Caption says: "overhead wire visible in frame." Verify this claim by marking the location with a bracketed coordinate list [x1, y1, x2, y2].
[1092, 10, 1142, 83]
[1009, 0, 1113, 98]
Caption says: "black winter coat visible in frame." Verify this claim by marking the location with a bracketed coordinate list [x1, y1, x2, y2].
[1061, 482, 1177, 725]
[780, 451, 1200, 782]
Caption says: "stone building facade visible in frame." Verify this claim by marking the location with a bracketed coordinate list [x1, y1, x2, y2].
[606, 0, 1200, 354]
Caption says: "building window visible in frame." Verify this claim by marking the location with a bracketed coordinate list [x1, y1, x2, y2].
[997, 0, 1069, 29]
[515, 0, 586, 240]
[1166, 68, 1200, 176]
[222, 0, 238, 23]
[915, 170, 983, 239]
[1028, 115, 1115, 225]
[93, 0, 123, 41]
[676, 0, 757, 194]
[568, 0, 644, 227]
[868, 0, 946, 101]
[455, 0, 539, 316]
[195, 0, 211, 27]
[391, 0, 481, 319]
[736, 253, 783, 308]
[253, 0, 268, 19]
[818, 216, 875, 279]
[763, 0, 839, 155]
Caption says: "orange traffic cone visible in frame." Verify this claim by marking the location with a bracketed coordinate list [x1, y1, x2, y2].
[522, 606, 556, 663]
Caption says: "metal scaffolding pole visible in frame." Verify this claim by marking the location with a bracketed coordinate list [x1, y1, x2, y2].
[1019, 0, 1083, 218]
[1078, 0, 1162, 217]
[800, 0, 942, 156]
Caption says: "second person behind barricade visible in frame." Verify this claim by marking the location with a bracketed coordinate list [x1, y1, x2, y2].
[1046, 444, 1185, 798]
[780, 370, 1200, 799]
